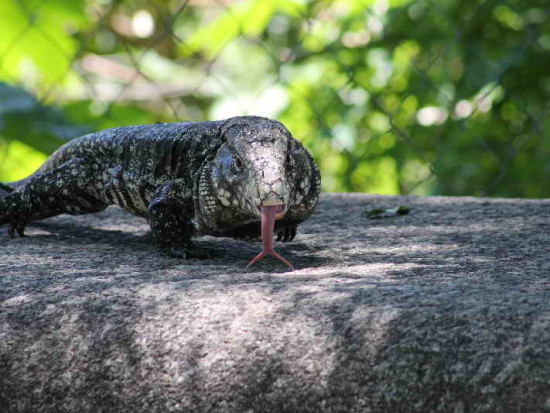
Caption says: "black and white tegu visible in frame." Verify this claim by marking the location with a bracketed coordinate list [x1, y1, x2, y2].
[0, 116, 321, 269]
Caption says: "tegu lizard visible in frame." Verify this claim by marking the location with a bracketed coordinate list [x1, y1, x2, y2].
[0, 116, 321, 269]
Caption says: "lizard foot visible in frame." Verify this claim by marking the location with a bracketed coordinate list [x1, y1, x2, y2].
[276, 223, 297, 242]
[1, 203, 29, 238]
[7, 221, 27, 238]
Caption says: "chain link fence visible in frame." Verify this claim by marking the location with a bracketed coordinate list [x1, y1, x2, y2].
[0, 0, 548, 198]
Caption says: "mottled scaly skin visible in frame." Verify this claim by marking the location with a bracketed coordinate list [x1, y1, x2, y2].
[0, 116, 321, 259]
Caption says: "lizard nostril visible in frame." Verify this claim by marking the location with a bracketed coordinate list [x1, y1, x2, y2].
[270, 180, 284, 195]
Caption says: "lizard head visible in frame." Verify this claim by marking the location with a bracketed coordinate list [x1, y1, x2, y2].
[211, 117, 291, 219]
[212, 118, 290, 218]
[202, 116, 317, 270]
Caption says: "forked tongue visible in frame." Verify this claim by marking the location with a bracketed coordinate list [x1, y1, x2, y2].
[246, 205, 294, 270]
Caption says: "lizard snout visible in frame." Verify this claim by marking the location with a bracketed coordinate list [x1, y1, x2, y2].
[258, 179, 288, 209]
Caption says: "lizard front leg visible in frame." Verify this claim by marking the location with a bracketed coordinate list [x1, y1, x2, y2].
[148, 181, 209, 259]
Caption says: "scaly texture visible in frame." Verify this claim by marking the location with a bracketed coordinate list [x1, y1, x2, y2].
[0, 116, 321, 267]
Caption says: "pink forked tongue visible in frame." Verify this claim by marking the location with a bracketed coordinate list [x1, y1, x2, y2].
[246, 205, 294, 270]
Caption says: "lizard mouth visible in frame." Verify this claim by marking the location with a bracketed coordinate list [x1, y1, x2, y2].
[246, 203, 294, 270]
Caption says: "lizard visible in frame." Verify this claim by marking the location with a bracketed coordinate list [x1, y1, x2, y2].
[0, 116, 321, 270]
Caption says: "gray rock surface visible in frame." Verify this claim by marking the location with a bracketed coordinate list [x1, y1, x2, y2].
[1, 193, 549, 412]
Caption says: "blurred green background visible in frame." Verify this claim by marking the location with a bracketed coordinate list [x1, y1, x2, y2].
[0, 0, 548, 197]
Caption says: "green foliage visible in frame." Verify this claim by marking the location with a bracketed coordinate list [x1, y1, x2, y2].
[0, 83, 90, 152]
[0, 0, 88, 85]
[0, 82, 90, 180]
[0, 0, 548, 198]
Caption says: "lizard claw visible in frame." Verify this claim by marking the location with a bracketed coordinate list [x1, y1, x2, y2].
[16, 225, 26, 237]
[7, 220, 27, 238]
[8, 224, 25, 238]
[1, 199, 29, 238]
[276, 224, 297, 242]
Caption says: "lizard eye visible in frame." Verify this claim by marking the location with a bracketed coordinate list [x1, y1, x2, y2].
[234, 157, 243, 169]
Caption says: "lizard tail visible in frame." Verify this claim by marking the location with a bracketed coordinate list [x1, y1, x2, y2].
[0, 187, 10, 227]
[0, 182, 15, 198]
[0, 183, 13, 227]
[0, 183, 25, 232]
[0, 178, 30, 197]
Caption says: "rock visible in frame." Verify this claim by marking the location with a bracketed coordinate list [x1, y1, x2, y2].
[1, 193, 549, 412]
